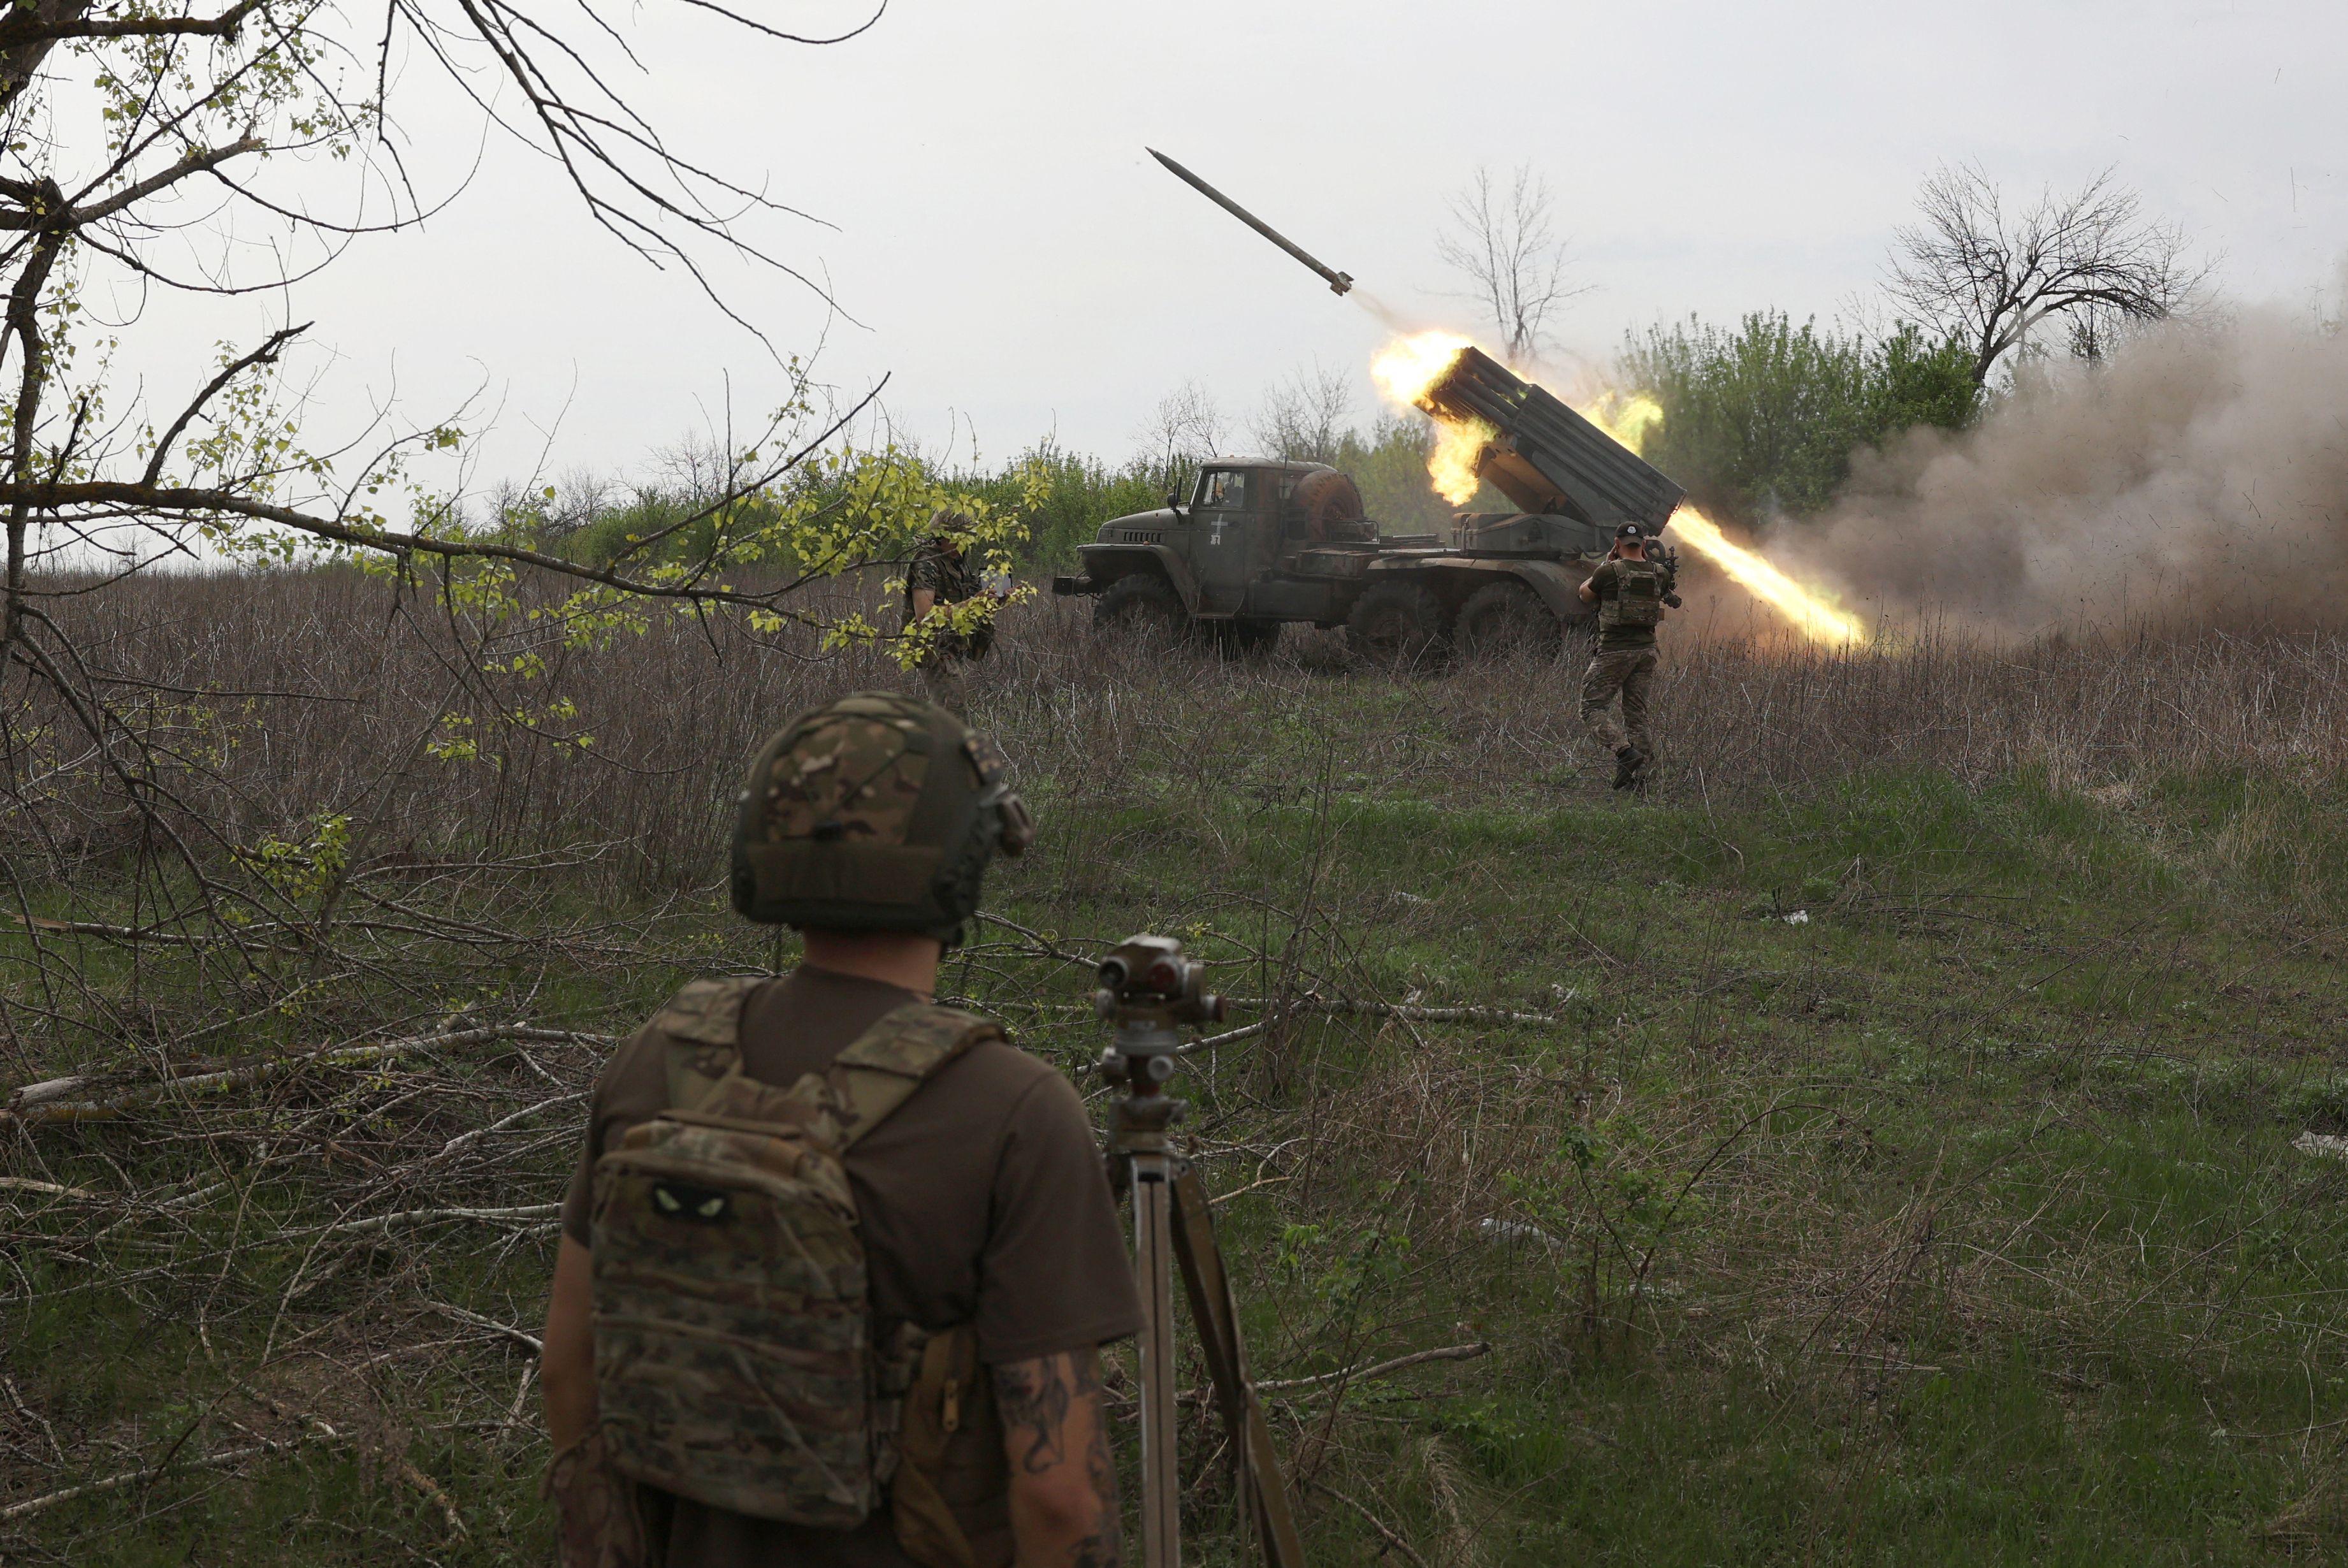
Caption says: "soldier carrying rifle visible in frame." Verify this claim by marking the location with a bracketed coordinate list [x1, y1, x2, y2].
[540, 693, 1138, 1568]
[1577, 522, 1682, 792]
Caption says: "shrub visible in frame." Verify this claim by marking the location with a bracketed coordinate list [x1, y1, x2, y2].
[1621, 312, 1979, 520]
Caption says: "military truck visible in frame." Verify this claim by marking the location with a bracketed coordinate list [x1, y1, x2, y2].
[1051, 347, 1687, 660]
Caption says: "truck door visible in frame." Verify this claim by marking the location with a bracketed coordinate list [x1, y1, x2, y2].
[1192, 467, 1269, 614]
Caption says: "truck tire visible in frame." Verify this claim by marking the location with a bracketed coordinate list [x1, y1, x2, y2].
[1345, 581, 1448, 667]
[1454, 581, 1556, 660]
[1094, 572, 1186, 638]
[1291, 470, 1366, 542]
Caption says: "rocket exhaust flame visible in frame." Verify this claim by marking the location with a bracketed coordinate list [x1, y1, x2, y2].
[1656, 508, 1871, 646]
[1371, 330, 1475, 407]
[1374, 332, 1489, 504]
[1371, 331, 1871, 647]
[1575, 393, 1871, 648]
[1427, 417, 1496, 506]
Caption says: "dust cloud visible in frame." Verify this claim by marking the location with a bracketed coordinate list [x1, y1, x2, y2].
[1779, 305, 2348, 634]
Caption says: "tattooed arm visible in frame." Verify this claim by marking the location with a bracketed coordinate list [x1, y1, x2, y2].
[994, 1347, 1122, 1568]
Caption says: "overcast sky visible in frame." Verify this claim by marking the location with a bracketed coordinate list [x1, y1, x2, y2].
[109, 0, 2348, 494]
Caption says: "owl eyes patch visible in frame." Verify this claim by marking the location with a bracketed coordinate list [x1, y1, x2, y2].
[649, 1181, 731, 1223]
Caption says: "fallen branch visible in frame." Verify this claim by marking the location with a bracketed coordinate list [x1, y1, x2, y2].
[0, 910, 303, 952]
[427, 1300, 545, 1354]
[431, 1091, 586, 1161]
[0, 1429, 345, 1522]
[1008, 991, 1570, 1032]
[389, 1451, 469, 1538]
[3, 1025, 614, 1126]
[1181, 995, 1567, 1056]
[306, 1203, 563, 1240]
[0, 1176, 103, 1200]
[1219, 995, 1569, 1026]
[1177, 1342, 1491, 1407]
[1311, 1479, 1433, 1568]
[1254, 1342, 1491, 1395]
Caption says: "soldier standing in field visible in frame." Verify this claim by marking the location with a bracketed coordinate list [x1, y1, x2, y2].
[1577, 522, 1682, 792]
[539, 692, 1136, 1568]
[904, 511, 1004, 667]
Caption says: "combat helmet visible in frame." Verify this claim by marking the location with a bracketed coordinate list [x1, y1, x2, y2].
[729, 692, 1033, 944]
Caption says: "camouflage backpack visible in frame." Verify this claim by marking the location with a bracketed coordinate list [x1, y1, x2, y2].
[589, 976, 1001, 1550]
[1599, 557, 1672, 630]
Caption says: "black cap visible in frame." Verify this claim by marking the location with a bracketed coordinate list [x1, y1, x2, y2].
[1614, 523, 1646, 540]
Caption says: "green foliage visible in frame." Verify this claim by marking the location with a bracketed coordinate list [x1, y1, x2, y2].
[1328, 412, 1456, 533]
[531, 411, 1461, 578]
[945, 438, 1164, 567]
[1621, 312, 1980, 519]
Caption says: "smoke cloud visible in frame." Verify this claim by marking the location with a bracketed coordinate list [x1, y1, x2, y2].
[1779, 307, 2348, 634]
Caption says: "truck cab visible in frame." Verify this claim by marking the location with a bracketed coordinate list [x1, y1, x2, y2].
[1055, 458, 1367, 625]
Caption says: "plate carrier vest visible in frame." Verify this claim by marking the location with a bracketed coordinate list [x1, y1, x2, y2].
[1598, 556, 1670, 630]
[589, 977, 1003, 1566]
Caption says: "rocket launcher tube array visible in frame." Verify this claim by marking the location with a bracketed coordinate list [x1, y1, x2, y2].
[1416, 346, 1684, 530]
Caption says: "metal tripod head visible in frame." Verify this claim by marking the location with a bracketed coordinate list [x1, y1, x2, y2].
[1094, 934, 1224, 1154]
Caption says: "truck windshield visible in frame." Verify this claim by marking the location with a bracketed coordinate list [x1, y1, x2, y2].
[1195, 470, 1249, 511]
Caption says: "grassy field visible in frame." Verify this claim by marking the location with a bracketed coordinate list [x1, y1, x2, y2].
[9, 574, 2348, 1564]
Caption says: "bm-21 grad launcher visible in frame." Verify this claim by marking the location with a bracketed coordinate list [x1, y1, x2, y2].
[1419, 344, 1683, 555]
[1057, 345, 1689, 661]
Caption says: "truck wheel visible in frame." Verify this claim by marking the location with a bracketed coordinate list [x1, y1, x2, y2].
[1454, 581, 1556, 660]
[1094, 572, 1186, 638]
[1291, 470, 1366, 542]
[1345, 581, 1449, 667]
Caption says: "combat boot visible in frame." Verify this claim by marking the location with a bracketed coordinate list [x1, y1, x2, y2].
[1611, 745, 1646, 790]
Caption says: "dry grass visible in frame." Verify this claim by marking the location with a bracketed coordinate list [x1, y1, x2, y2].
[17, 569, 2348, 883]
[9, 565, 2348, 1564]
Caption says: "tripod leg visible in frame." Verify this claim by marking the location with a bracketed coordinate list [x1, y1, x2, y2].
[1170, 1165, 1307, 1568]
[1130, 1151, 1182, 1568]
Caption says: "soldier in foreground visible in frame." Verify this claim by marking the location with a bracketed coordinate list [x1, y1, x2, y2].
[905, 511, 1006, 667]
[1577, 522, 1682, 791]
[540, 692, 1138, 1568]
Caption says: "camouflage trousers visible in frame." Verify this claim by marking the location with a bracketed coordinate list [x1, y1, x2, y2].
[916, 624, 996, 672]
[544, 1430, 648, 1568]
[1580, 645, 1658, 756]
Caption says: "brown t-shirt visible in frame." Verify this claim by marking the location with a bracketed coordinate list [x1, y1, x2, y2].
[560, 964, 1141, 1568]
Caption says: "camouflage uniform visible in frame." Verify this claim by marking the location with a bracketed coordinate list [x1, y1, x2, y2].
[904, 532, 994, 667]
[1579, 555, 1671, 764]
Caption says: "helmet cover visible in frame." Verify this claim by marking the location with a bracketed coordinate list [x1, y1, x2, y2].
[728, 692, 1031, 945]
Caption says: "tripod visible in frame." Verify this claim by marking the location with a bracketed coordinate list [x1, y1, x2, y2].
[1096, 936, 1305, 1568]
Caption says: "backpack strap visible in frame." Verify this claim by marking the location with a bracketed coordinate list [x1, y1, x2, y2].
[650, 976, 762, 1111]
[825, 1002, 1004, 1151]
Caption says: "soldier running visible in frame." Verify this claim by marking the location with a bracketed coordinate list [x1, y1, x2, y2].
[540, 693, 1137, 1568]
[1577, 522, 1682, 792]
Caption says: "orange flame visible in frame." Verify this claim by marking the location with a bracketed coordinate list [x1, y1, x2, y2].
[1660, 507, 1871, 646]
[1427, 416, 1496, 505]
[1373, 331, 1490, 504]
[1371, 330, 1473, 407]
[1370, 328, 1871, 647]
[1576, 391, 1869, 646]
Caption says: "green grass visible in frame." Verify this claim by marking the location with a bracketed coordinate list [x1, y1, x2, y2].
[13, 755, 2348, 1562]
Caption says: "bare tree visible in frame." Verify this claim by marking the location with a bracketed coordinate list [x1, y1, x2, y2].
[1250, 362, 1354, 465]
[1437, 164, 1589, 366]
[1887, 163, 2208, 384]
[1136, 379, 1229, 491]
[0, 0, 1038, 1090]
